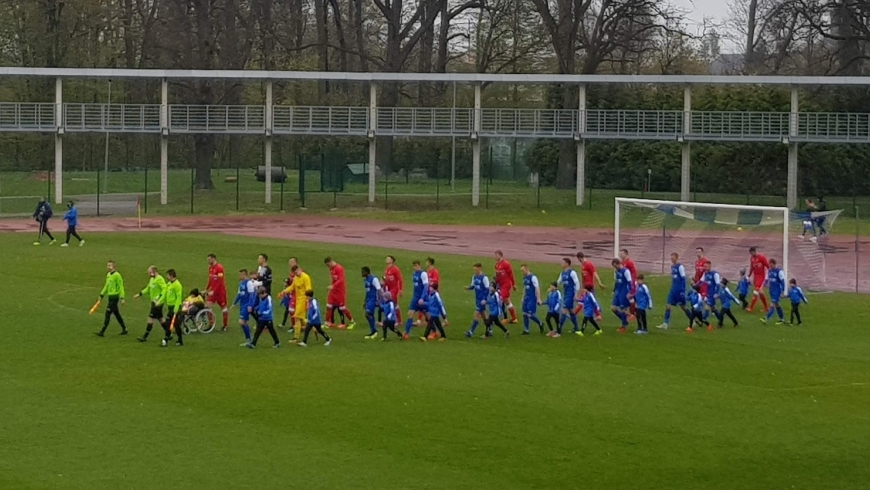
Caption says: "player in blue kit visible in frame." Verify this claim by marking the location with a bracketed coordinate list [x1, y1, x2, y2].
[686, 285, 708, 332]
[361, 266, 384, 340]
[633, 274, 652, 334]
[465, 263, 490, 337]
[702, 262, 721, 329]
[736, 269, 750, 310]
[787, 278, 808, 325]
[761, 259, 786, 324]
[482, 283, 510, 338]
[421, 283, 447, 341]
[298, 290, 332, 347]
[657, 253, 690, 330]
[545, 282, 562, 336]
[402, 260, 429, 338]
[611, 258, 632, 332]
[578, 285, 602, 336]
[520, 265, 543, 334]
[557, 258, 581, 335]
[378, 291, 403, 340]
[232, 268, 257, 345]
[716, 278, 740, 328]
[246, 286, 281, 349]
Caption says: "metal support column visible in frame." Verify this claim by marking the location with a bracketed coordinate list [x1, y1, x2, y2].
[576, 83, 587, 206]
[54, 78, 63, 204]
[265, 81, 273, 204]
[160, 78, 168, 205]
[681, 86, 692, 202]
[472, 83, 481, 207]
[368, 84, 377, 203]
[787, 87, 799, 209]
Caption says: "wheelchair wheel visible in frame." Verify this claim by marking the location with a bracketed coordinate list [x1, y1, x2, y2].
[195, 309, 216, 333]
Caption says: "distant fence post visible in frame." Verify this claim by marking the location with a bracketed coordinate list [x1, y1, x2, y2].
[298, 155, 306, 209]
[96, 167, 101, 216]
[856, 206, 860, 294]
[144, 164, 148, 214]
[190, 166, 194, 214]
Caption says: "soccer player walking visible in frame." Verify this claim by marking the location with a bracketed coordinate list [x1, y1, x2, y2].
[60, 201, 84, 247]
[134, 266, 167, 342]
[747, 247, 770, 313]
[417, 257, 440, 325]
[282, 266, 312, 343]
[557, 258, 581, 335]
[96, 261, 128, 337]
[482, 283, 509, 338]
[421, 283, 447, 342]
[32, 197, 55, 245]
[694, 247, 711, 297]
[761, 259, 786, 325]
[256, 254, 273, 295]
[717, 278, 740, 328]
[578, 285, 602, 336]
[361, 266, 383, 339]
[575, 252, 604, 320]
[465, 263, 490, 337]
[325, 257, 355, 329]
[787, 279, 809, 325]
[205, 254, 229, 331]
[634, 274, 652, 335]
[736, 269, 750, 309]
[545, 282, 562, 336]
[379, 292, 402, 340]
[494, 250, 519, 323]
[702, 262, 722, 331]
[686, 285, 707, 332]
[247, 286, 281, 348]
[159, 269, 184, 346]
[520, 265, 543, 334]
[618, 249, 638, 320]
[383, 255, 404, 324]
[610, 258, 632, 333]
[402, 260, 429, 338]
[658, 253, 690, 330]
[233, 269, 257, 345]
[298, 290, 331, 347]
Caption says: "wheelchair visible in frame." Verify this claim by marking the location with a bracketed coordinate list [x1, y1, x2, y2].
[179, 306, 217, 334]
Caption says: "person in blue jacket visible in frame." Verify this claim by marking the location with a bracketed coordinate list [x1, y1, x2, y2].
[61, 200, 84, 247]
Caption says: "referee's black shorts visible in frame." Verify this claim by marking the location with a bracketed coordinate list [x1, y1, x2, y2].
[148, 304, 164, 320]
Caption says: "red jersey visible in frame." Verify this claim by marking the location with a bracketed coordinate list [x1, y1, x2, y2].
[622, 258, 637, 284]
[329, 263, 347, 297]
[581, 261, 597, 288]
[207, 263, 226, 293]
[383, 264, 403, 296]
[495, 259, 515, 290]
[427, 267, 440, 287]
[694, 258, 711, 283]
[749, 254, 769, 282]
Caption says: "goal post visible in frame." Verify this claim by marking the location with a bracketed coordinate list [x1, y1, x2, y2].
[614, 197, 843, 291]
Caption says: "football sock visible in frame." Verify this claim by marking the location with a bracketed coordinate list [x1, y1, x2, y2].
[242, 324, 251, 341]
[469, 319, 479, 333]
[522, 316, 530, 332]
[404, 318, 413, 335]
[569, 314, 579, 331]
[664, 308, 672, 323]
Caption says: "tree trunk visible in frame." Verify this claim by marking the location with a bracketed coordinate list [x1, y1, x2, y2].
[194, 134, 216, 189]
[314, 0, 329, 95]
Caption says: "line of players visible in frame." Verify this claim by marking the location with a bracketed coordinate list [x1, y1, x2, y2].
[94, 246, 811, 346]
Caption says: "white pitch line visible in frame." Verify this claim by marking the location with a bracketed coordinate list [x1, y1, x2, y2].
[47, 287, 95, 314]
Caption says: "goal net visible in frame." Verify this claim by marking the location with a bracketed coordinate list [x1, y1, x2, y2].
[614, 198, 843, 292]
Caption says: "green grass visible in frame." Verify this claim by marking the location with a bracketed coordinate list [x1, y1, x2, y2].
[2, 169, 869, 233]
[2, 231, 870, 489]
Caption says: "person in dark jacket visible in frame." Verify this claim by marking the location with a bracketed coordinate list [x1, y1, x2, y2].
[32, 197, 55, 245]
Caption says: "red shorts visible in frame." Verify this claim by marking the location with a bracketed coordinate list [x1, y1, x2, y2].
[207, 290, 227, 308]
[498, 286, 512, 301]
[753, 277, 765, 290]
[327, 292, 346, 308]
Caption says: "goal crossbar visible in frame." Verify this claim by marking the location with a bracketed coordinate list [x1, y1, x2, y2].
[614, 198, 790, 283]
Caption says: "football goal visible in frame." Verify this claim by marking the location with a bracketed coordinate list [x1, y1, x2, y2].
[614, 198, 842, 291]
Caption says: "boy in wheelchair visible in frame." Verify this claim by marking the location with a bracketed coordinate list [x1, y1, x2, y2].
[179, 289, 206, 334]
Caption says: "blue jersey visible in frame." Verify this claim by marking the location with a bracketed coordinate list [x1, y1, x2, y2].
[670, 263, 686, 293]
[469, 274, 490, 303]
[720, 286, 739, 309]
[411, 270, 429, 299]
[255, 295, 273, 321]
[635, 284, 653, 310]
[558, 269, 580, 298]
[233, 279, 257, 309]
[613, 267, 632, 297]
[767, 268, 786, 297]
[427, 291, 447, 318]
[546, 290, 562, 313]
[381, 300, 397, 322]
[581, 291, 600, 317]
[688, 290, 704, 311]
[523, 274, 540, 304]
[364, 275, 382, 304]
[63, 206, 78, 227]
[308, 298, 322, 325]
[486, 292, 502, 317]
[704, 270, 721, 300]
[737, 277, 750, 296]
[788, 285, 808, 305]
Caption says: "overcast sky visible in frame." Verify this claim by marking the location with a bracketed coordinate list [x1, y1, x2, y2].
[672, 0, 738, 52]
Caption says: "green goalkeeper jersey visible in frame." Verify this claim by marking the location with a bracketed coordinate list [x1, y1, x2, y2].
[141, 275, 167, 303]
[159, 279, 183, 310]
[100, 271, 126, 299]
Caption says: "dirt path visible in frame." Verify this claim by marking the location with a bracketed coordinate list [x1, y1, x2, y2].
[3, 215, 866, 293]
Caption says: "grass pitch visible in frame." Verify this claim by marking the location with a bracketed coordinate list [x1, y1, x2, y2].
[1, 232, 869, 490]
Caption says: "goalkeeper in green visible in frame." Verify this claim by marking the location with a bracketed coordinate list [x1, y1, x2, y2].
[96, 261, 128, 337]
[158, 269, 184, 347]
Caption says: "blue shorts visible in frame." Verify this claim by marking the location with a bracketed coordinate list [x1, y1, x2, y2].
[474, 299, 487, 313]
[611, 295, 630, 309]
[705, 296, 717, 307]
[562, 296, 575, 310]
[522, 299, 537, 315]
[365, 300, 377, 315]
[239, 309, 251, 322]
[667, 290, 686, 306]
[409, 296, 426, 312]
[769, 291, 781, 305]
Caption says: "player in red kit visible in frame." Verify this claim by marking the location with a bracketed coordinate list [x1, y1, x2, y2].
[618, 249, 638, 319]
[574, 252, 605, 320]
[694, 247, 711, 296]
[383, 255, 404, 324]
[205, 253, 229, 330]
[324, 257, 355, 329]
[494, 250, 518, 323]
[747, 246, 770, 313]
